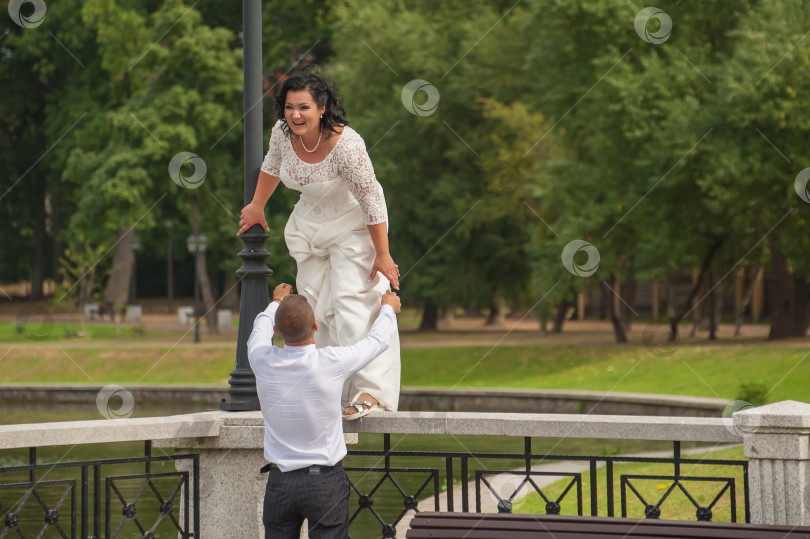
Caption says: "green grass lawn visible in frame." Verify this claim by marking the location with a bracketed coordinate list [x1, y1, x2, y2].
[0, 319, 154, 343]
[0, 345, 236, 384]
[515, 446, 746, 522]
[2, 319, 809, 404]
[401, 345, 810, 402]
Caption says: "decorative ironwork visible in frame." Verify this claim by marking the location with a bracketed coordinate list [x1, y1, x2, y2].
[344, 463, 438, 539]
[622, 474, 739, 522]
[1, 433, 748, 538]
[0, 480, 74, 538]
[346, 436, 748, 538]
[0, 441, 199, 538]
[477, 469, 581, 516]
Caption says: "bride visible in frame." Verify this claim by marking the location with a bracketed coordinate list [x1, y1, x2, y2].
[238, 71, 400, 419]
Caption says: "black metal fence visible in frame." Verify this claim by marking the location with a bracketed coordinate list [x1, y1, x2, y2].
[346, 435, 748, 539]
[0, 435, 748, 539]
[0, 441, 198, 538]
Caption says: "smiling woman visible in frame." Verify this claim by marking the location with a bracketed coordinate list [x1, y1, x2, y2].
[237, 71, 401, 418]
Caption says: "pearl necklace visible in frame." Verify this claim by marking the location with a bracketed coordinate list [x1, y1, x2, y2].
[299, 126, 323, 153]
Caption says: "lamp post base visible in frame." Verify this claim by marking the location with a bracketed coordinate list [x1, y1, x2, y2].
[220, 367, 260, 411]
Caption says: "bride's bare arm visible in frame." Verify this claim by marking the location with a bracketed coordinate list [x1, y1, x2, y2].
[368, 223, 400, 290]
[238, 171, 280, 235]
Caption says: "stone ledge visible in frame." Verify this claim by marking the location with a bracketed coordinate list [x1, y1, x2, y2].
[0, 411, 227, 450]
[342, 411, 741, 442]
[0, 410, 743, 450]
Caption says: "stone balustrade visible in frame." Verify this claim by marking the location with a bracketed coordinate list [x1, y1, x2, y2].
[2, 401, 810, 536]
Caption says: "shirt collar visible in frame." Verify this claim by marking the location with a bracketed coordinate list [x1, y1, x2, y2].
[282, 344, 317, 353]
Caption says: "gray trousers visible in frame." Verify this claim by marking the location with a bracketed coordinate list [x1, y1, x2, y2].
[262, 463, 350, 539]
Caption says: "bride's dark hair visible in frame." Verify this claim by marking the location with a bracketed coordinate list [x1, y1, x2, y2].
[275, 70, 349, 136]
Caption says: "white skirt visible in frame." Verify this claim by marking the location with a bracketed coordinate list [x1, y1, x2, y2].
[284, 203, 401, 411]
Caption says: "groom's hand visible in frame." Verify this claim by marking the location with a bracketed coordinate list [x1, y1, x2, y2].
[381, 291, 401, 314]
[273, 283, 293, 303]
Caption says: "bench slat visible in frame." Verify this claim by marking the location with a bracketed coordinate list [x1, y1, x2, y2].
[407, 524, 690, 539]
[406, 513, 810, 539]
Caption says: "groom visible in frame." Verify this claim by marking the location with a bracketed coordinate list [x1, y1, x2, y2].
[248, 282, 400, 538]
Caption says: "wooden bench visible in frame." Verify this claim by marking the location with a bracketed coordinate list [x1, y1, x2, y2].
[406, 512, 810, 538]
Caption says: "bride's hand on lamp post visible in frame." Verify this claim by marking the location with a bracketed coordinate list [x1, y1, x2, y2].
[369, 252, 400, 290]
[237, 203, 269, 236]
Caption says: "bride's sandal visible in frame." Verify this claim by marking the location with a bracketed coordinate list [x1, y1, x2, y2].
[343, 392, 379, 421]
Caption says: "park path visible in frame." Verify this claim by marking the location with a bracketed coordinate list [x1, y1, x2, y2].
[1, 311, 780, 350]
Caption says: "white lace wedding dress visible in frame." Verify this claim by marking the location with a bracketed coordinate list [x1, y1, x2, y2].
[260, 120, 401, 411]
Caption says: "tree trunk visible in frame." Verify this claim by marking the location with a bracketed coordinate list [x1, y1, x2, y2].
[220, 273, 240, 312]
[768, 238, 810, 339]
[191, 196, 218, 334]
[602, 277, 627, 343]
[689, 272, 727, 340]
[166, 221, 175, 314]
[103, 228, 135, 321]
[669, 239, 723, 342]
[78, 270, 94, 311]
[419, 301, 438, 331]
[689, 281, 707, 338]
[551, 296, 570, 334]
[465, 303, 483, 317]
[51, 201, 63, 286]
[796, 277, 810, 337]
[196, 250, 218, 334]
[485, 290, 506, 326]
[438, 307, 455, 330]
[535, 291, 549, 335]
[734, 267, 764, 336]
[619, 269, 637, 332]
[30, 172, 46, 300]
[485, 303, 505, 326]
[708, 267, 717, 340]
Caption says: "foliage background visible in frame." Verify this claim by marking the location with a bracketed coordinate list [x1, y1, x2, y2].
[2, 0, 809, 337]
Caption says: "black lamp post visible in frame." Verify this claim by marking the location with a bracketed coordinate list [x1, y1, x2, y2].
[129, 234, 141, 305]
[220, 0, 271, 411]
[186, 234, 207, 344]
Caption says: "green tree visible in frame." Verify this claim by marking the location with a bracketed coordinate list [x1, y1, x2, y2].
[2, 0, 333, 315]
[508, 0, 797, 342]
[705, 0, 810, 338]
[331, 0, 539, 328]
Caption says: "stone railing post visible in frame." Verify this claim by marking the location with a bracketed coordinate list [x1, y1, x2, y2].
[156, 412, 358, 538]
[735, 400, 810, 526]
[156, 413, 267, 538]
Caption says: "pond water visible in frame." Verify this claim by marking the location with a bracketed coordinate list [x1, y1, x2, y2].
[1, 404, 698, 538]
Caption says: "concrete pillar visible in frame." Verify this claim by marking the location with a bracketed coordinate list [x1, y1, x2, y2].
[157, 415, 358, 538]
[176, 448, 265, 537]
[157, 421, 267, 538]
[735, 400, 810, 526]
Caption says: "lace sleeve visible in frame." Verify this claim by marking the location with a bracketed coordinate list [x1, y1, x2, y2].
[340, 134, 388, 225]
[260, 121, 284, 176]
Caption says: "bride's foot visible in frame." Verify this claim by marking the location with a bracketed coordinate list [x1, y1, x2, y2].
[343, 393, 380, 420]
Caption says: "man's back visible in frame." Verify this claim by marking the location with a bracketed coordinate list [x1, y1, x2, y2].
[248, 298, 396, 471]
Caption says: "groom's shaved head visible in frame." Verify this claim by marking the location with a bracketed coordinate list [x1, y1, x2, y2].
[275, 296, 315, 343]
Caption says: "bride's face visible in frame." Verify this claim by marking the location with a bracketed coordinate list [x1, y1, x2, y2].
[284, 89, 325, 138]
